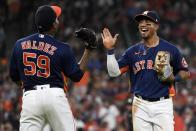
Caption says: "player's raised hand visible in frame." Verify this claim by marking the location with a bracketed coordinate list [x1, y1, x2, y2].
[101, 28, 119, 50]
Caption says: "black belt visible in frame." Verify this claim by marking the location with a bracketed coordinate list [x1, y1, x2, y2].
[24, 87, 40, 92]
[135, 94, 170, 102]
[24, 86, 62, 92]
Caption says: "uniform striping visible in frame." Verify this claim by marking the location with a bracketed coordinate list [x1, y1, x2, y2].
[61, 72, 68, 92]
[169, 84, 175, 97]
[120, 66, 130, 74]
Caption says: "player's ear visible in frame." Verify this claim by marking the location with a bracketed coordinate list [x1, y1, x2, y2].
[53, 19, 59, 29]
[138, 24, 140, 29]
[155, 24, 159, 31]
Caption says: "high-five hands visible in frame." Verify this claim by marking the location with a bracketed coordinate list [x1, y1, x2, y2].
[101, 28, 119, 50]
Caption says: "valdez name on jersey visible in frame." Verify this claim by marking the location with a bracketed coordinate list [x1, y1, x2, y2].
[21, 39, 57, 55]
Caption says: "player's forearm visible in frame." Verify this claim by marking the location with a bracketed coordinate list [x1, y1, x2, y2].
[78, 49, 92, 72]
[168, 70, 190, 83]
[107, 50, 121, 77]
[176, 70, 190, 81]
[9, 68, 21, 82]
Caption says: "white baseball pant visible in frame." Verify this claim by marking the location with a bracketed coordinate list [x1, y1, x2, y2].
[20, 86, 76, 131]
[132, 96, 174, 131]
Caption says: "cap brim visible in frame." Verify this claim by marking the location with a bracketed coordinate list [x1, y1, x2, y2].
[134, 14, 158, 23]
[50, 6, 61, 18]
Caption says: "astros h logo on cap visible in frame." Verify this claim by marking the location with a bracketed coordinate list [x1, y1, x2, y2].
[134, 10, 160, 24]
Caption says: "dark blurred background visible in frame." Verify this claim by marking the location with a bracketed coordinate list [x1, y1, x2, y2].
[0, 0, 195, 131]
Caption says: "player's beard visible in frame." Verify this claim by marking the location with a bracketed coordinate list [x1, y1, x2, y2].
[141, 30, 155, 40]
[142, 35, 149, 40]
[140, 33, 149, 40]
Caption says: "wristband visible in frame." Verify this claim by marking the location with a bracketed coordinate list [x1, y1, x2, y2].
[107, 49, 114, 55]
[174, 74, 182, 82]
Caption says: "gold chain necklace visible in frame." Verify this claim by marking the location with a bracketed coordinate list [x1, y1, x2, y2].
[142, 46, 151, 55]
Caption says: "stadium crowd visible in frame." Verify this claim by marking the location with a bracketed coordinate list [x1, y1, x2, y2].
[0, 0, 196, 131]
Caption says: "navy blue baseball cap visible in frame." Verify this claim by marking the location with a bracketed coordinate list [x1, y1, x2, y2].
[35, 5, 61, 32]
[134, 11, 160, 24]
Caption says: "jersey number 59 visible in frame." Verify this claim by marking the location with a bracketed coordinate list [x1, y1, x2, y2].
[23, 52, 50, 78]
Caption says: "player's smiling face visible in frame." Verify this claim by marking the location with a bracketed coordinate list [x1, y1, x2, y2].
[138, 19, 158, 39]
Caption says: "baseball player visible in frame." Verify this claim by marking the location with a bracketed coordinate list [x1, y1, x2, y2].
[101, 11, 190, 131]
[9, 5, 97, 131]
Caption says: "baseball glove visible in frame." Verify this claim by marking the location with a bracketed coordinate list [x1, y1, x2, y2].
[75, 28, 97, 50]
[154, 51, 172, 81]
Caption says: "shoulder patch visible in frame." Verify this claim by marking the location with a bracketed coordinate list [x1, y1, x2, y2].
[181, 57, 188, 68]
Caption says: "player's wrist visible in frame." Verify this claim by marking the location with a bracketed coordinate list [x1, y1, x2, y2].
[174, 74, 182, 82]
[85, 48, 93, 52]
[107, 49, 114, 55]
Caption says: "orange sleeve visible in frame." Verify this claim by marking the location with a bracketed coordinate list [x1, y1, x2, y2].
[169, 84, 175, 97]
[61, 72, 68, 92]
[120, 66, 130, 74]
